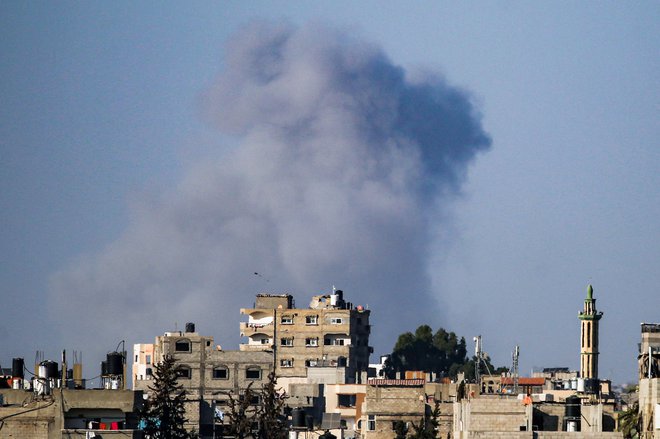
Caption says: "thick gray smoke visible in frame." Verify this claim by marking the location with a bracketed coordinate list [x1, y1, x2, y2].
[49, 22, 490, 360]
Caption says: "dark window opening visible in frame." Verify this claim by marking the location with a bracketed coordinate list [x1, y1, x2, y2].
[175, 340, 191, 352]
[213, 367, 229, 379]
[176, 367, 191, 379]
[246, 367, 261, 379]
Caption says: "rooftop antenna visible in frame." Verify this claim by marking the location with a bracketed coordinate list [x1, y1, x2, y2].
[474, 336, 482, 385]
[473, 335, 493, 388]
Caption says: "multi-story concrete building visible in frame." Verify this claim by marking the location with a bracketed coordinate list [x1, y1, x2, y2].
[239, 290, 372, 381]
[133, 324, 273, 438]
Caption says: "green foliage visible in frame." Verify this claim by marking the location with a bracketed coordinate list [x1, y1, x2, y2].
[384, 325, 507, 382]
[141, 355, 194, 439]
[393, 421, 408, 439]
[256, 372, 288, 439]
[384, 325, 468, 379]
[408, 401, 440, 439]
[618, 402, 641, 439]
[221, 371, 288, 439]
[222, 382, 258, 439]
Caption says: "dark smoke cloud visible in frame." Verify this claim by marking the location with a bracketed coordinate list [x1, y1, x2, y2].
[49, 22, 490, 360]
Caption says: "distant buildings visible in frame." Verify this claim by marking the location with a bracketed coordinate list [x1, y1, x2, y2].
[1, 284, 650, 438]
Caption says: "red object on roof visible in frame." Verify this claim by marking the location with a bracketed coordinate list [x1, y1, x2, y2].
[501, 377, 545, 386]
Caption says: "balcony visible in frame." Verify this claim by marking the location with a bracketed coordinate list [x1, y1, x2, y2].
[240, 321, 274, 334]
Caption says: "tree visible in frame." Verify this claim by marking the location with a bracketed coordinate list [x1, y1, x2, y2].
[619, 402, 641, 439]
[221, 371, 288, 439]
[384, 325, 469, 380]
[408, 401, 440, 439]
[141, 355, 194, 439]
[257, 372, 288, 439]
[222, 382, 258, 439]
[384, 325, 508, 382]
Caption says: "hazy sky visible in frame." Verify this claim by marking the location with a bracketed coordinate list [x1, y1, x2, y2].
[1, 2, 658, 386]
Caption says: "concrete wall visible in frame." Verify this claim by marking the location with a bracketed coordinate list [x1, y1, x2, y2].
[360, 385, 426, 439]
[134, 331, 274, 436]
[455, 434, 622, 439]
[454, 396, 532, 433]
[639, 378, 660, 437]
[0, 388, 142, 439]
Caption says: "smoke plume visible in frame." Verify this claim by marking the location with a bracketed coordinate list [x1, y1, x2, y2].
[49, 22, 490, 359]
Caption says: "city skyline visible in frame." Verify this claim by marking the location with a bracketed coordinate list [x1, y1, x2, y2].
[1, 2, 659, 385]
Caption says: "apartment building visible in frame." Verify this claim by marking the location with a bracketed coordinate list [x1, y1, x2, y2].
[239, 290, 372, 381]
[133, 324, 273, 438]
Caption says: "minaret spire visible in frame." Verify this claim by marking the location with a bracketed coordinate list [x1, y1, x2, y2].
[578, 284, 603, 380]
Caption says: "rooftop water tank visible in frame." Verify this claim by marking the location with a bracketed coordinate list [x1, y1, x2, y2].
[106, 352, 123, 376]
[12, 358, 24, 379]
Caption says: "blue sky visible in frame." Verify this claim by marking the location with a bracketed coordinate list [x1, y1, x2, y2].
[1, 2, 658, 385]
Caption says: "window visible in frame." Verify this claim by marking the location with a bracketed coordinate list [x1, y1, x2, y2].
[330, 317, 343, 324]
[306, 315, 318, 325]
[368, 415, 376, 431]
[238, 393, 261, 405]
[246, 367, 261, 380]
[281, 315, 293, 324]
[213, 366, 229, 379]
[176, 366, 191, 379]
[260, 338, 271, 345]
[175, 339, 191, 352]
[135, 354, 138, 362]
[337, 394, 356, 408]
[146, 355, 151, 365]
[281, 337, 293, 347]
[280, 359, 293, 368]
[305, 360, 318, 367]
[305, 338, 318, 347]
[325, 338, 345, 346]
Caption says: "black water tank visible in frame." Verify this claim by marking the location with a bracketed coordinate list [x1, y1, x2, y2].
[291, 408, 306, 428]
[106, 352, 123, 375]
[12, 358, 24, 378]
[185, 322, 196, 333]
[42, 361, 58, 379]
[337, 356, 347, 367]
[584, 378, 599, 394]
[565, 395, 581, 418]
[101, 361, 108, 376]
[305, 415, 314, 430]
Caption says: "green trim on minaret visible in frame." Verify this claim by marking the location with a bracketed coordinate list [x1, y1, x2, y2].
[586, 284, 593, 301]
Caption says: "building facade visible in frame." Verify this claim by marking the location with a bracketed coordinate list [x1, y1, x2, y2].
[239, 290, 372, 381]
[133, 325, 273, 437]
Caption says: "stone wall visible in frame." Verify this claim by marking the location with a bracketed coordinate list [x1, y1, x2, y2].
[454, 397, 531, 433]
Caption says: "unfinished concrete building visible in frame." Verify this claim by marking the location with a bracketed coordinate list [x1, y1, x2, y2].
[358, 379, 427, 439]
[239, 290, 372, 382]
[133, 324, 273, 438]
[0, 387, 143, 438]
